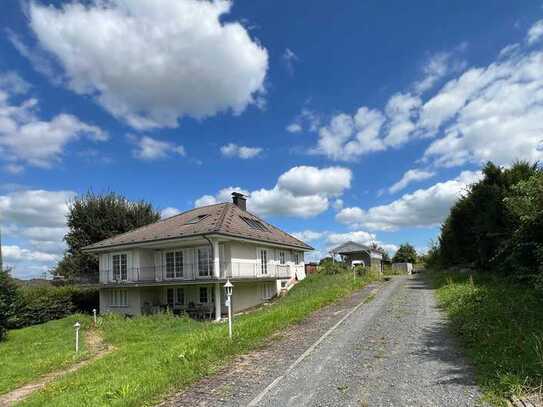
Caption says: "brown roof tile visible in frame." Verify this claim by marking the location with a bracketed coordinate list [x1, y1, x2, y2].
[83, 203, 313, 251]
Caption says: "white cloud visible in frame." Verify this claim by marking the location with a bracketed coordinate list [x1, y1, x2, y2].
[27, 0, 268, 130]
[286, 123, 303, 133]
[195, 166, 351, 218]
[310, 22, 543, 168]
[527, 20, 543, 45]
[0, 189, 75, 278]
[277, 166, 352, 197]
[383, 93, 422, 147]
[283, 48, 299, 75]
[160, 207, 181, 219]
[0, 77, 106, 170]
[220, 143, 263, 159]
[388, 169, 435, 194]
[336, 171, 482, 231]
[3, 245, 59, 264]
[286, 108, 321, 134]
[313, 108, 386, 161]
[129, 135, 185, 161]
[291, 230, 325, 243]
[413, 50, 467, 94]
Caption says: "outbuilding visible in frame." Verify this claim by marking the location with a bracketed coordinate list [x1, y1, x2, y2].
[329, 241, 383, 273]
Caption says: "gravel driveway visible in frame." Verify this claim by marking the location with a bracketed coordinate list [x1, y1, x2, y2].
[160, 275, 486, 407]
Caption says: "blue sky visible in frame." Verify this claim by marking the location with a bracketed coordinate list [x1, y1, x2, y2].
[1, 0, 543, 278]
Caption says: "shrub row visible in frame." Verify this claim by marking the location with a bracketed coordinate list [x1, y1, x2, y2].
[7, 285, 99, 329]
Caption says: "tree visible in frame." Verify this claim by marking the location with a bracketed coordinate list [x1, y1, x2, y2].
[0, 268, 19, 341]
[392, 243, 417, 264]
[54, 192, 160, 281]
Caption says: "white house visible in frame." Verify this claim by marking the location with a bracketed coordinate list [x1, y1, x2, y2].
[83, 193, 313, 320]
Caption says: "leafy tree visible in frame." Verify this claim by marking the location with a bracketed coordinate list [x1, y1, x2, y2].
[392, 243, 417, 264]
[438, 161, 539, 271]
[0, 268, 19, 340]
[54, 192, 160, 280]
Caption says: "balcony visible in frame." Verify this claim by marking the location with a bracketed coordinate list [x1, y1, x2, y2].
[100, 261, 300, 285]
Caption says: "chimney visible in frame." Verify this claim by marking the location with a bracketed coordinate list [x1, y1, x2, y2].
[232, 192, 247, 211]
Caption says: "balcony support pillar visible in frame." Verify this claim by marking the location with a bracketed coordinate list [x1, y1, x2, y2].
[214, 283, 221, 321]
[212, 239, 220, 278]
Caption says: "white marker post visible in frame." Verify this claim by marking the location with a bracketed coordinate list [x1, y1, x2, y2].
[224, 280, 234, 339]
[93, 309, 97, 326]
[74, 321, 81, 353]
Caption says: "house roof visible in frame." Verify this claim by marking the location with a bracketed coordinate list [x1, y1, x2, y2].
[83, 203, 313, 252]
[330, 241, 376, 255]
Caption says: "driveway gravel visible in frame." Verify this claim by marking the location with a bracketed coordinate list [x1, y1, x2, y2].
[160, 275, 486, 407]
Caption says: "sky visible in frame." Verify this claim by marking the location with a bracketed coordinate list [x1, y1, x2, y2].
[1, 0, 543, 279]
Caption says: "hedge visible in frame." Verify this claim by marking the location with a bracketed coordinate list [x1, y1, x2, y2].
[8, 286, 99, 329]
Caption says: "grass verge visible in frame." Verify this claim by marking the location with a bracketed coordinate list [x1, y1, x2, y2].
[0, 314, 92, 395]
[21, 271, 379, 406]
[430, 271, 543, 406]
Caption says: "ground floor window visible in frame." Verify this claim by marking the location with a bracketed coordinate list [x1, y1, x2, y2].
[110, 289, 128, 307]
[166, 287, 186, 306]
[280, 280, 288, 288]
[176, 288, 185, 305]
[199, 287, 209, 303]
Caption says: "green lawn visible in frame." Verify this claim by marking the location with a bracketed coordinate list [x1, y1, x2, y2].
[0, 314, 92, 395]
[21, 272, 379, 406]
[430, 271, 543, 406]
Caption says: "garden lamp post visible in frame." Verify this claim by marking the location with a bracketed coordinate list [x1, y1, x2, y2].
[74, 321, 81, 353]
[93, 309, 97, 326]
[224, 279, 234, 339]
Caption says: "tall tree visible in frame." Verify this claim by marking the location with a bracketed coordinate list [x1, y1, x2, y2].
[54, 192, 160, 280]
[392, 243, 418, 264]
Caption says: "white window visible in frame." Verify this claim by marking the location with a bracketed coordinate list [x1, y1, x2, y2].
[112, 254, 128, 281]
[279, 251, 286, 265]
[176, 288, 185, 305]
[198, 247, 211, 277]
[110, 289, 128, 307]
[260, 249, 268, 275]
[293, 252, 301, 265]
[166, 288, 175, 306]
[199, 287, 209, 303]
[165, 250, 183, 279]
[166, 288, 185, 306]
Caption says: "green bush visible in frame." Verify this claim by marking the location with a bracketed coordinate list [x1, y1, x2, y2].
[319, 261, 348, 275]
[0, 270, 19, 341]
[8, 286, 98, 329]
[353, 265, 370, 276]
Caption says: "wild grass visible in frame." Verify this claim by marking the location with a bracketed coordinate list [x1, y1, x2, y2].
[0, 314, 92, 395]
[430, 271, 543, 406]
[21, 271, 379, 406]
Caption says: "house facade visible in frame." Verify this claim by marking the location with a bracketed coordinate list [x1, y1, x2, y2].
[329, 241, 384, 273]
[84, 193, 313, 320]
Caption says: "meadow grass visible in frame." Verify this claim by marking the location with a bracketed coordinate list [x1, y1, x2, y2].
[430, 271, 543, 406]
[0, 314, 92, 395]
[21, 271, 379, 406]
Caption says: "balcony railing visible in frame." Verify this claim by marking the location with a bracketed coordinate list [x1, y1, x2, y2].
[100, 261, 300, 284]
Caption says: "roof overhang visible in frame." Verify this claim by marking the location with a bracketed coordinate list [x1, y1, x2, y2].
[83, 232, 313, 253]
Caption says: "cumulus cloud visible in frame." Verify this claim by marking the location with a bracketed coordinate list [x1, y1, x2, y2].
[27, 0, 268, 129]
[286, 108, 321, 134]
[388, 169, 435, 194]
[0, 189, 75, 278]
[291, 230, 326, 243]
[313, 108, 386, 161]
[0, 74, 106, 170]
[527, 20, 543, 45]
[160, 207, 181, 219]
[195, 166, 352, 218]
[311, 21, 543, 168]
[129, 135, 185, 161]
[336, 171, 482, 231]
[277, 166, 352, 197]
[220, 143, 263, 159]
